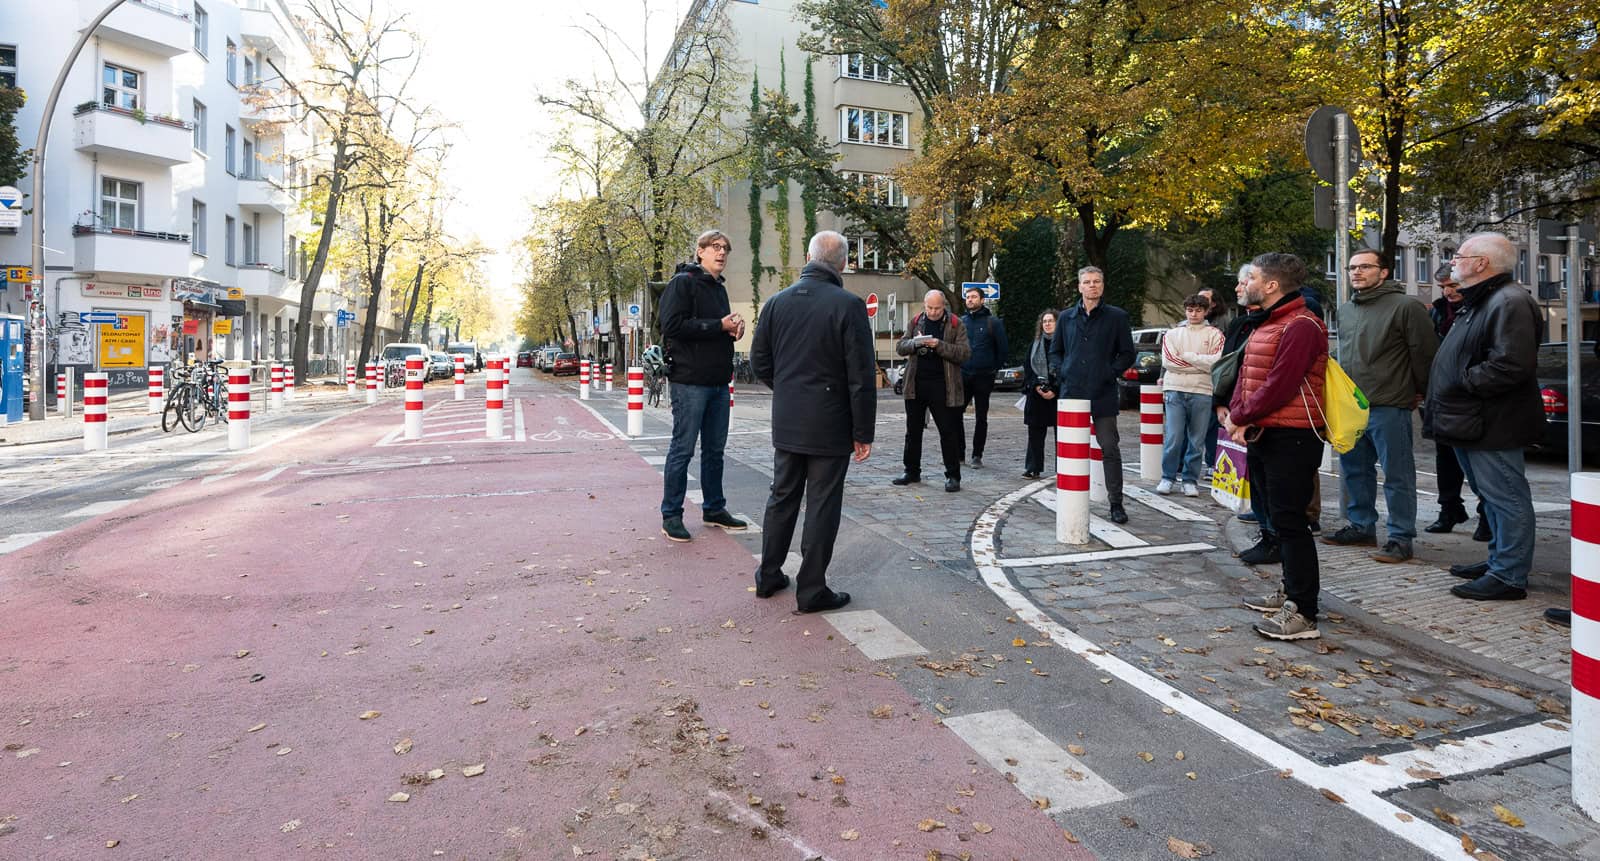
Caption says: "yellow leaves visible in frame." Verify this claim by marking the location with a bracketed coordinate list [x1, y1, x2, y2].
[1012, 637, 1028, 647]
[973, 822, 993, 834]
[358, 710, 381, 721]
[1320, 788, 1346, 804]
[1167, 836, 1214, 857]
[393, 738, 413, 755]
[870, 705, 895, 719]
[1491, 804, 1524, 828]
[916, 818, 946, 832]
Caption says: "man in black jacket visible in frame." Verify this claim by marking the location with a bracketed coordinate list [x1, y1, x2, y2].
[657, 229, 749, 542]
[1050, 266, 1136, 523]
[960, 286, 1008, 469]
[1426, 232, 1545, 601]
[750, 231, 876, 613]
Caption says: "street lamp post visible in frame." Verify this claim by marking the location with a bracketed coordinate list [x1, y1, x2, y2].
[27, 0, 129, 420]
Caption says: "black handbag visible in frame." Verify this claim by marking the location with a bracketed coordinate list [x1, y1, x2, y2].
[1210, 345, 1244, 398]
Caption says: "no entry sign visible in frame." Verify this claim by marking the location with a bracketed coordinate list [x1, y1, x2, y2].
[865, 292, 878, 318]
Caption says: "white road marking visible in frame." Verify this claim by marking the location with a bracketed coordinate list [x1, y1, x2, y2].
[0, 531, 60, 554]
[969, 479, 1551, 860]
[687, 489, 704, 505]
[824, 610, 928, 660]
[1123, 485, 1213, 522]
[1000, 543, 1214, 568]
[944, 709, 1125, 810]
[1329, 719, 1572, 793]
[705, 790, 835, 861]
[199, 472, 237, 485]
[731, 514, 762, 533]
[1030, 492, 1148, 548]
[252, 466, 289, 483]
[514, 399, 527, 442]
[572, 399, 627, 439]
[65, 499, 137, 518]
[627, 430, 771, 441]
[643, 456, 667, 466]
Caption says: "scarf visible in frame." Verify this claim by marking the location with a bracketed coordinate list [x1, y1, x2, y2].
[1029, 335, 1051, 381]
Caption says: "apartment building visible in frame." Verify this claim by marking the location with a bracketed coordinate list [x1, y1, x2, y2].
[0, 0, 358, 387]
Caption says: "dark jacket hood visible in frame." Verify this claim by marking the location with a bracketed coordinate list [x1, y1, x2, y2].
[673, 261, 724, 283]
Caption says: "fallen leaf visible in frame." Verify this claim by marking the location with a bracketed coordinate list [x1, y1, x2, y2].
[840, 829, 860, 841]
[426, 768, 445, 781]
[235, 650, 251, 659]
[934, 704, 950, 715]
[1137, 751, 1155, 762]
[1174, 751, 1185, 761]
[738, 679, 756, 687]
[280, 819, 302, 833]
[393, 738, 413, 755]
[106, 840, 119, 848]
[470, 697, 488, 706]
[1461, 834, 1477, 853]
[916, 818, 946, 832]
[1033, 796, 1051, 810]
[973, 822, 993, 834]
[1320, 789, 1345, 804]
[1362, 754, 1387, 765]
[387, 792, 410, 803]
[462, 764, 486, 777]
[1063, 829, 1080, 843]
[1067, 744, 1086, 756]
[1491, 804, 1525, 828]
[358, 710, 381, 721]
[1185, 772, 1197, 780]
[1119, 816, 1139, 829]
[120, 794, 138, 804]
[871, 705, 895, 719]
[1012, 638, 1027, 647]
[1433, 807, 1462, 826]
[1406, 766, 1444, 781]
[1395, 812, 1413, 822]
[275, 747, 292, 757]
[1166, 836, 1214, 858]
[721, 619, 737, 629]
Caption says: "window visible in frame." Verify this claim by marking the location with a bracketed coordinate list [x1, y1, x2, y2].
[192, 200, 207, 255]
[224, 215, 236, 265]
[1538, 255, 1551, 286]
[102, 63, 141, 110]
[226, 39, 237, 85]
[242, 138, 255, 178]
[840, 53, 897, 83]
[839, 171, 908, 207]
[1394, 247, 1407, 281]
[845, 235, 903, 273]
[840, 107, 908, 147]
[0, 45, 15, 89]
[100, 178, 139, 229]
[1518, 249, 1529, 283]
[193, 4, 208, 55]
[299, 240, 309, 276]
[242, 221, 255, 265]
[243, 56, 256, 87]
[1416, 247, 1432, 283]
[287, 235, 298, 278]
[192, 99, 206, 151]
[224, 125, 236, 174]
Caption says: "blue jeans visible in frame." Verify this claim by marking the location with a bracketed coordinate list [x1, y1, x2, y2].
[660, 383, 729, 520]
[1456, 448, 1535, 588]
[1337, 405, 1417, 545]
[1160, 391, 1211, 482]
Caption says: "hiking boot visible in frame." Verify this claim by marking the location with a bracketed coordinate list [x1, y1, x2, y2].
[1370, 540, 1413, 564]
[1155, 479, 1175, 495]
[1238, 538, 1282, 566]
[1253, 601, 1321, 640]
[1321, 524, 1376, 547]
[1182, 481, 1199, 497]
[661, 517, 692, 542]
[1242, 588, 1287, 612]
[1472, 519, 1492, 542]
[891, 473, 921, 486]
[702, 510, 749, 530]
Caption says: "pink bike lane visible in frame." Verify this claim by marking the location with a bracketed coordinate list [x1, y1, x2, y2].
[0, 388, 1087, 859]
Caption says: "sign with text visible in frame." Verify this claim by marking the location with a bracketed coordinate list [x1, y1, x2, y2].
[6, 266, 30, 282]
[98, 313, 145, 369]
[213, 319, 234, 335]
[0, 185, 20, 229]
[182, 319, 200, 335]
[83, 282, 164, 300]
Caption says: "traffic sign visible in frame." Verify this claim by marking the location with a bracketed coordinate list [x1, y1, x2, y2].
[81, 311, 121, 325]
[335, 308, 357, 328]
[627, 303, 641, 317]
[963, 282, 1000, 301]
[1304, 106, 1362, 184]
[0, 186, 19, 230]
[865, 292, 878, 318]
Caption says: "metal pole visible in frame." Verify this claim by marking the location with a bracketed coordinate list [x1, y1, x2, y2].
[28, 0, 130, 420]
[1569, 230, 1584, 473]
[1334, 112, 1352, 310]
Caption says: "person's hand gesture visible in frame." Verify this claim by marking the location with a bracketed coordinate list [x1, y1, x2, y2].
[853, 441, 871, 463]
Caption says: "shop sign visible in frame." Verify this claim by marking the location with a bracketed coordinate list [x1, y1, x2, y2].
[213, 319, 233, 335]
[84, 282, 164, 300]
[182, 319, 200, 335]
[98, 313, 146, 369]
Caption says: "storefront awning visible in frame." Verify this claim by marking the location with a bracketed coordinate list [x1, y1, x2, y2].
[218, 298, 247, 317]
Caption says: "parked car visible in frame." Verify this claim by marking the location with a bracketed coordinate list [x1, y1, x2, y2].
[552, 352, 580, 376]
[1117, 328, 1165, 408]
[994, 365, 1025, 391]
[380, 342, 430, 384]
[538, 347, 562, 371]
[517, 351, 534, 368]
[428, 351, 454, 381]
[1535, 341, 1599, 458]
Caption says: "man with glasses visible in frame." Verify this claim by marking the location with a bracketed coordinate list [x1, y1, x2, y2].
[658, 229, 749, 541]
[1323, 249, 1437, 564]
[1424, 264, 1489, 540]
[1427, 233, 1544, 600]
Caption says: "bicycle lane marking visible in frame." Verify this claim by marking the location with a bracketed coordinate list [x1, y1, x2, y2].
[969, 479, 1485, 861]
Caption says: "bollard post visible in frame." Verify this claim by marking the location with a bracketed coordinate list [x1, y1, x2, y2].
[82, 372, 108, 451]
[485, 359, 504, 439]
[1089, 431, 1108, 503]
[606, 363, 615, 393]
[729, 374, 735, 408]
[403, 356, 424, 439]
[147, 366, 164, 413]
[346, 363, 357, 396]
[228, 369, 251, 450]
[501, 356, 511, 397]
[453, 355, 466, 400]
[269, 364, 284, 410]
[365, 362, 378, 405]
[56, 371, 68, 417]
[1139, 384, 1163, 481]
[283, 367, 296, 402]
[579, 359, 591, 400]
[1572, 473, 1600, 819]
[627, 367, 644, 438]
[1056, 398, 1090, 544]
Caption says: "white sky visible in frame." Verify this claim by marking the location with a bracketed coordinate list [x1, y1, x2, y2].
[393, 0, 692, 322]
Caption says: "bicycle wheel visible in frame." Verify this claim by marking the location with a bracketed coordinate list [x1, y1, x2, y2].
[179, 384, 207, 432]
[161, 389, 185, 432]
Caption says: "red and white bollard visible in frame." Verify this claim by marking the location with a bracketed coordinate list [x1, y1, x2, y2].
[1089, 430, 1108, 504]
[729, 374, 735, 408]
[627, 367, 644, 438]
[606, 363, 615, 393]
[228, 368, 251, 450]
[82, 373, 108, 452]
[501, 356, 511, 398]
[283, 367, 296, 402]
[454, 355, 466, 400]
[579, 359, 591, 400]
[346, 363, 357, 396]
[1056, 398, 1091, 544]
[485, 359, 504, 439]
[56, 371, 68, 416]
[1572, 474, 1600, 819]
[269, 364, 285, 410]
[403, 356, 425, 439]
[365, 362, 378, 405]
[147, 366, 164, 413]
[1139, 384, 1163, 481]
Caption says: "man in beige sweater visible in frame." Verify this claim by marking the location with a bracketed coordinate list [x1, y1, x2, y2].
[1158, 294, 1225, 495]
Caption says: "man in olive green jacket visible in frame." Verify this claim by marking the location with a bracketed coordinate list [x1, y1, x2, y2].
[1324, 249, 1439, 564]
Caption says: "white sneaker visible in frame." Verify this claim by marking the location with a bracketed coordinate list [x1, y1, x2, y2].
[1155, 479, 1174, 495]
[1182, 482, 1199, 497]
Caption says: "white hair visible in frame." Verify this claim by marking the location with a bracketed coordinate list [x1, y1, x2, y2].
[1078, 265, 1104, 280]
[807, 231, 848, 271]
[1237, 263, 1255, 281]
[1461, 232, 1518, 275]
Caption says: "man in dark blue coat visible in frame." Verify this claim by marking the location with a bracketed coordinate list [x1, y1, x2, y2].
[1049, 266, 1136, 523]
[750, 231, 876, 613]
[960, 286, 1008, 469]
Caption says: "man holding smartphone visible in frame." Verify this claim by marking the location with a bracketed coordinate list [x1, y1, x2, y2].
[893, 290, 971, 492]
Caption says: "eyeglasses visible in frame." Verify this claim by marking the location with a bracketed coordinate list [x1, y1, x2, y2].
[703, 244, 732, 253]
[1449, 254, 1484, 263]
[1346, 263, 1381, 272]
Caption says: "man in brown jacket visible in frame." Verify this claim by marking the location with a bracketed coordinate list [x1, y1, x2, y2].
[894, 290, 971, 492]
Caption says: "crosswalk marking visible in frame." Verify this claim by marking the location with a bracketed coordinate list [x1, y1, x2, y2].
[64, 499, 137, 518]
[824, 610, 927, 660]
[944, 709, 1125, 811]
[1123, 485, 1213, 522]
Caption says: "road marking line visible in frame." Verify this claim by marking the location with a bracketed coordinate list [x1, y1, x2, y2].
[1030, 492, 1148, 548]
[944, 709, 1125, 811]
[65, 499, 138, 518]
[705, 790, 835, 861]
[824, 610, 928, 660]
[514, 399, 527, 442]
[731, 513, 762, 533]
[1122, 485, 1213, 522]
[1000, 543, 1214, 568]
[572, 398, 627, 439]
[1328, 719, 1571, 793]
[971, 479, 1538, 860]
[0, 531, 59, 555]
[199, 472, 237, 485]
[643, 455, 667, 466]
[253, 466, 289, 483]
[687, 489, 704, 505]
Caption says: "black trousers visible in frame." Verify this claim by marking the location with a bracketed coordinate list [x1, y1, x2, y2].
[1092, 415, 1125, 505]
[1435, 439, 1468, 513]
[1025, 424, 1052, 475]
[756, 449, 849, 610]
[904, 395, 965, 479]
[1246, 427, 1323, 618]
[963, 373, 996, 459]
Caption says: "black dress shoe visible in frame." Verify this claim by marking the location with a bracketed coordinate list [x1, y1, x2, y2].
[945, 478, 961, 492]
[1472, 519, 1492, 542]
[754, 572, 791, 599]
[796, 591, 850, 614]
[1022, 471, 1040, 479]
[1450, 574, 1526, 601]
[1448, 561, 1490, 580]
[891, 474, 921, 486]
[1108, 504, 1129, 524]
[1544, 608, 1572, 627]
[1424, 509, 1469, 533]
[970, 456, 984, 469]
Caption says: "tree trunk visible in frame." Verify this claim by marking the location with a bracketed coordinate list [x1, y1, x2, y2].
[400, 260, 426, 341]
[291, 125, 350, 385]
[419, 277, 436, 346]
[356, 199, 393, 372]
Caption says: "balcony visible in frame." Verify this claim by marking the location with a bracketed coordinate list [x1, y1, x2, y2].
[81, 0, 193, 58]
[238, 177, 289, 213]
[73, 225, 192, 279]
[240, 3, 290, 59]
[74, 103, 194, 167]
[239, 84, 291, 131]
[236, 263, 294, 302]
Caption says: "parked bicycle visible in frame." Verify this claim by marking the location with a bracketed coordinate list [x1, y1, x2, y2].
[162, 359, 229, 433]
[733, 353, 756, 384]
[642, 345, 668, 408]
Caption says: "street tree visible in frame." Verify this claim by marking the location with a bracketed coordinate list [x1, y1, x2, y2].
[0, 85, 28, 188]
